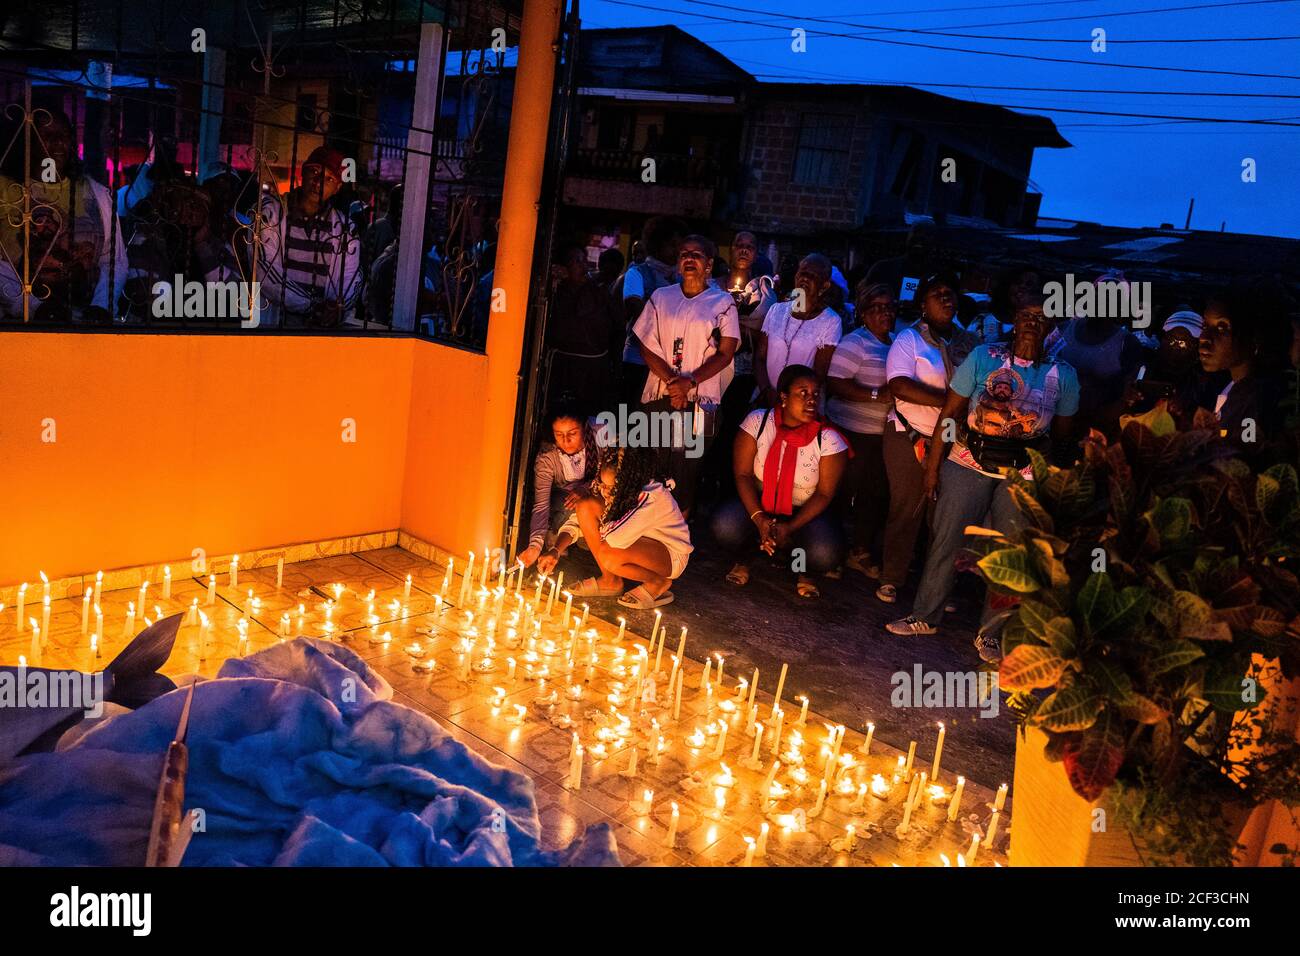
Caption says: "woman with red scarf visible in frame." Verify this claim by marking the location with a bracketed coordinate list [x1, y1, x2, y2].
[711, 365, 848, 598]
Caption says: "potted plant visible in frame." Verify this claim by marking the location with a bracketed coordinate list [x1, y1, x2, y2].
[971, 405, 1300, 866]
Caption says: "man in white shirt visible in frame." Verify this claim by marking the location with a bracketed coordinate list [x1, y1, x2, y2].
[632, 234, 741, 514]
[755, 253, 842, 407]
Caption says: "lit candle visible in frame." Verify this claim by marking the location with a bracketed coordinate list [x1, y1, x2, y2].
[90, 630, 99, 659]
[749, 724, 764, 763]
[700, 657, 712, 694]
[904, 740, 917, 780]
[986, 809, 1001, 849]
[772, 662, 788, 718]
[506, 657, 517, 680]
[648, 610, 661, 660]
[712, 719, 729, 759]
[275, 557, 284, 589]
[632, 788, 654, 815]
[931, 722, 946, 782]
[163, 565, 172, 599]
[579, 603, 588, 629]
[756, 821, 770, 857]
[198, 612, 209, 660]
[279, 613, 290, 637]
[672, 669, 684, 720]
[898, 774, 920, 835]
[859, 722, 875, 756]
[442, 558, 454, 598]
[653, 620, 668, 675]
[548, 572, 563, 616]
[481, 544, 490, 587]
[796, 694, 809, 726]
[42, 595, 51, 637]
[567, 734, 583, 790]
[93, 571, 103, 608]
[229, 555, 239, 588]
[40, 571, 49, 604]
[770, 708, 784, 756]
[94, 605, 103, 644]
[714, 653, 725, 691]
[404, 574, 413, 599]
[186, 598, 198, 625]
[762, 761, 781, 807]
[562, 590, 573, 628]
[912, 771, 928, 811]
[967, 832, 981, 866]
[742, 836, 756, 867]
[16, 583, 27, 632]
[843, 823, 857, 852]
[29, 620, 41, 665]
[811, 779, 827, 817]
[461, 552, 475, 605]
[994, 782, 1008, 812]
[746, 667, 758, 712]
[121, 602, 136, 638]
[616, 616, 626, 643]
[206, 575, 216, 605]
[665, 802, 680, 848]
[78, 591, 92, 636]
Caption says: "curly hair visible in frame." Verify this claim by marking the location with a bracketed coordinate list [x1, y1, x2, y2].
[601, 444, 661, 525]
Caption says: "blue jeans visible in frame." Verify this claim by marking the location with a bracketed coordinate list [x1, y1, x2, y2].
[910, 458, 1022, 626]
[711, 497, 845, 574]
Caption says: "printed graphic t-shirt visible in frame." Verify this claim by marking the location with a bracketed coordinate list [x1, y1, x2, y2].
[947, 344, 1080, 478]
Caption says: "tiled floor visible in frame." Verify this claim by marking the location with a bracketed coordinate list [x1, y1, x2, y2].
[0, 546, 1010, 867]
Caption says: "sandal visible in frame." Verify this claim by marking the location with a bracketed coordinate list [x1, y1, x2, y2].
[725, 564, 750, 587]
[569, 576, 623, 598]
[796, 576, 820, 599]
[617, 585, 675, 610]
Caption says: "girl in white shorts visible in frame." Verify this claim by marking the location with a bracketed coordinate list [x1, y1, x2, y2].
[539, 446, 692, 609]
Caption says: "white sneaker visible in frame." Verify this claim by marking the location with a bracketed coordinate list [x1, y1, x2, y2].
[886, 615, 938, 636]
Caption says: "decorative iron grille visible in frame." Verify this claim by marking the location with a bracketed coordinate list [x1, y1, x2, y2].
[0, 0, 532, 349]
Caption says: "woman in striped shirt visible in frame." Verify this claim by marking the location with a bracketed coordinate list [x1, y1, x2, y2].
[826, 281, 896, 579]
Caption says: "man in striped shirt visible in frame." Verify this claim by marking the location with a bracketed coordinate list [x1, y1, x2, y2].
[826, 281, 897, 579]
[257, 147, 360, 327]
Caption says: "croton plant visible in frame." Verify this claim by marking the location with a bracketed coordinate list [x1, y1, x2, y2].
[971, 404, 1300, 865]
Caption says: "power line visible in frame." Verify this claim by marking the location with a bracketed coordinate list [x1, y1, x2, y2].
[593, 0, 1300, 80]
[669, 0, 1300, 43]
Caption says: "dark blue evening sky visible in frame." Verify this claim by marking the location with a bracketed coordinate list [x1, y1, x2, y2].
[582, 0, 1300, 238]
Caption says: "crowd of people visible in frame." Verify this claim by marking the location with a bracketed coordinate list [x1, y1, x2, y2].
[522, 214, 1299, 662]
[0, 100, 495, 333]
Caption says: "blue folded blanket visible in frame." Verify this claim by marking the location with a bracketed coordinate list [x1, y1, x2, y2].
[0, 638, 619, 866]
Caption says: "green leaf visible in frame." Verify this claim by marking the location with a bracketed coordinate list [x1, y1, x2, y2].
[1174, 590, 1232, 642]
[1148, 641, 1205, 675]
[1148, 496, 1193, 545]
[1035, 684, 1105, 732]
[1025, 447, 1050, 483]
[1042, 617, 1078, 657]
[1062, 708, 1125, 800]
[1090, 656, 1136, 702]
[1007, 483, 1053, 533]
[1018, 598, 1057, 636]
[999, 644, 1068, 691]
[1256, 474, 1280, 521]
[978, 547, 1042, 594]
[1204, 668, 1263, 713]
[1117, 693, 1167, 724]
[1092, 586, 1151, 642]
[1076, 573, 1117, 636]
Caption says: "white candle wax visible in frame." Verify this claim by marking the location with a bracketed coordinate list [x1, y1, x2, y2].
[772, 662, 788, 718]
[94, 571, 102, 608]
[931, 722, 946, 782]
[796, 695, 809, 726]
[742, 837, 756, 867]
[994, 782, 1008, 812]
[276, 558, 284, 589]
[750, 725, 764, 762]
[230, 556, 238, 588]
[206, 575, 216, 605]
[756, 821, 769, 857]
[404, 574, 412, 599]
[16, 584, 27, 632]
[770, 708, 784, 756]
[986, 809, 1001, 849]
[859, 722, 875, 756]
[163, 565, 172, 599]
[40, 572, 49, 604]
[81, 591, 91, 635]
[42, 596, 51, 637]
[904, 740, 917, 779]
[712, 720, 728, 759]
[665, 803, 679, 848]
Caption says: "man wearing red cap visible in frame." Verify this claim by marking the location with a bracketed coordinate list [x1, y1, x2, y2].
[256, 145, 360, 327]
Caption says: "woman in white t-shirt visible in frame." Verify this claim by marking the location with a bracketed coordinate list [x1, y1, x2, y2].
[711, 365, 848, 599]
[754, 254, 842, 407]
[540, 445, 692, 610]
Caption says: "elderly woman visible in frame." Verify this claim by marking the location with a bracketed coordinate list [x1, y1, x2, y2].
[886, 293, 1079, 661]
[515, 406, 607, 569]
[539, 444, 692, 610]
[712, 364, 848, 598]
[827, 280, 897, 579]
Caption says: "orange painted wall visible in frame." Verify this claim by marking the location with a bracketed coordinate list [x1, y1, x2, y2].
[0, 332, 415, 583]
[399, 339, 493, 557]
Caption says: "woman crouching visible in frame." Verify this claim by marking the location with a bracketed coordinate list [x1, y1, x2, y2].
[538, 444, 692, 610]
[712, 364, 848, 598]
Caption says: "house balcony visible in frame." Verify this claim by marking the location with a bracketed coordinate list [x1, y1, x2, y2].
[562, 148, 719, 218]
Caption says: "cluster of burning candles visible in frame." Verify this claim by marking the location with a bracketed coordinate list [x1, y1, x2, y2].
[6, 550, 1009, 865]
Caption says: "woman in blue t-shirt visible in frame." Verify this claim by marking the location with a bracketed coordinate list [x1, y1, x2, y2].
[886, 294, 1079, 661]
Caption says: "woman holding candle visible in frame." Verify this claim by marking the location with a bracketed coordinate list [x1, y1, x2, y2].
[711, 365, 848, 599]
[515, 406, 608, 570]
[540, 445, 692, 610]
